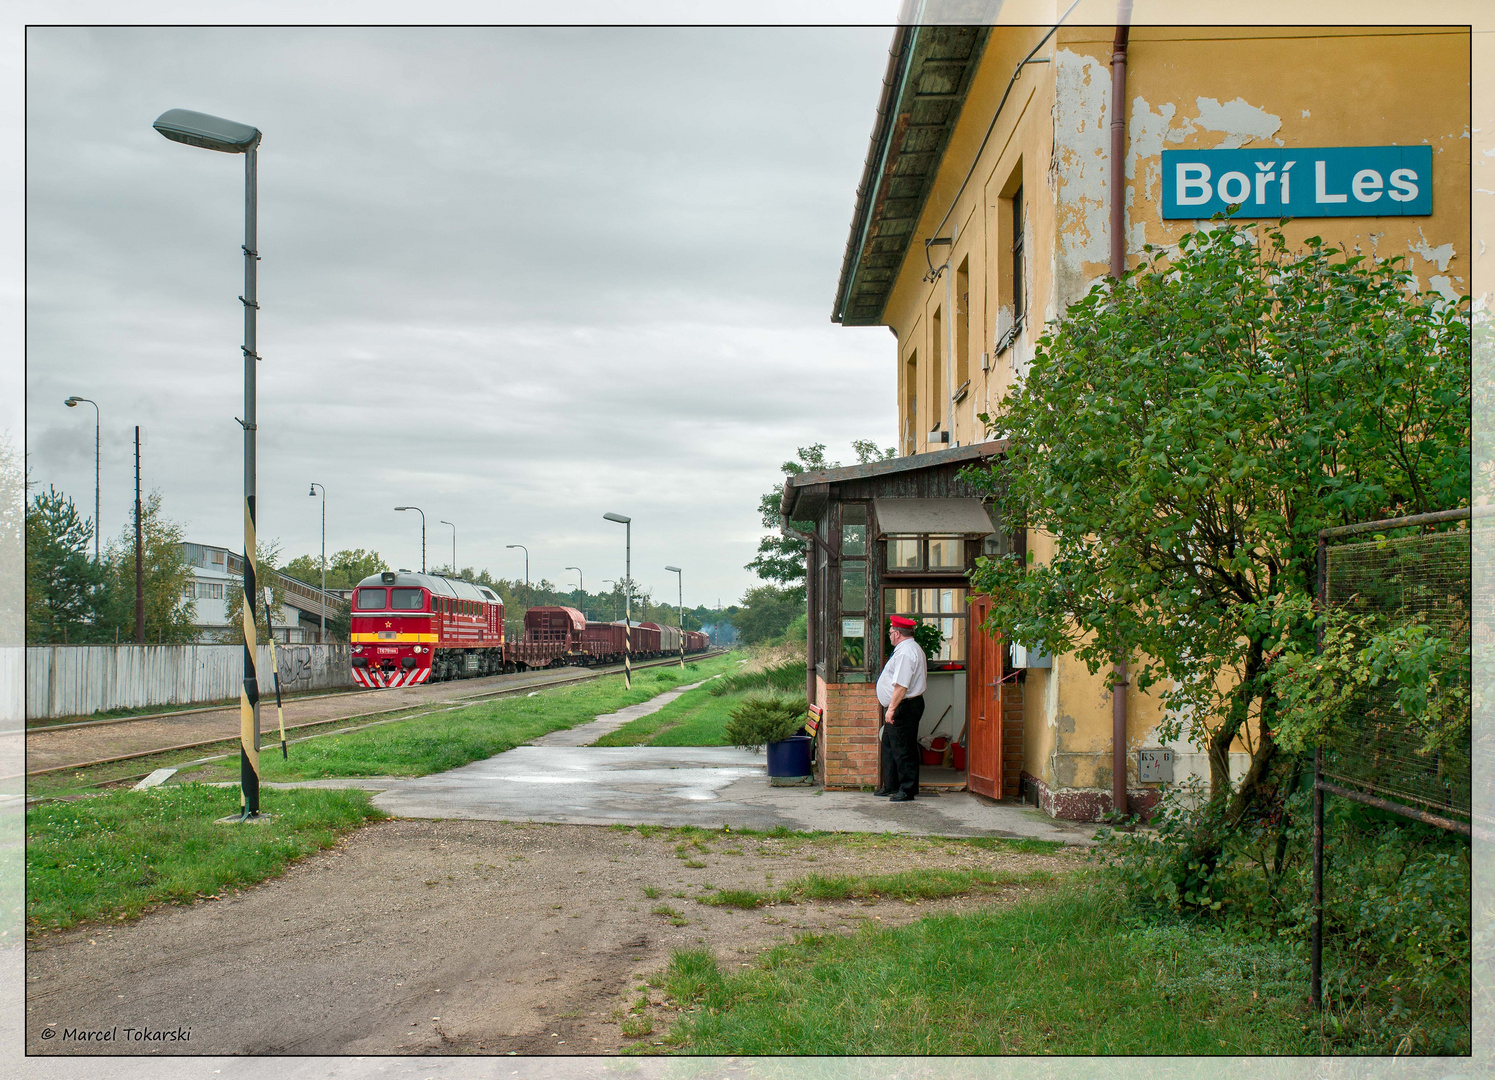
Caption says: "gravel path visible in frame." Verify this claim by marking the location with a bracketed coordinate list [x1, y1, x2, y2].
[24, 820, 1080, 1056]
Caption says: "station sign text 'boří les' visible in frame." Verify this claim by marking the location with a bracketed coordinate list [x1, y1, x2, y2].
[1162, 145, 1432, 219]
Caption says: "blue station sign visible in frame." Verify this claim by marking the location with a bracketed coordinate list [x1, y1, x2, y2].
[1161, 145, 1432, 219]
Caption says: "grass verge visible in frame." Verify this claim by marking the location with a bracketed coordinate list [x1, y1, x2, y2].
[26, 783, 385, 935]
[696, 866, 1053, 908]
[656, 875, 1322, 1055]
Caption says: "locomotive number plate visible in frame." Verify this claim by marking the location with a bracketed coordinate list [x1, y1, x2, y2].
[377, 647, 399, 655]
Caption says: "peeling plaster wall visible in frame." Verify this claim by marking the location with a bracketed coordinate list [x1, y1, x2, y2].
[1050, 48, 1111, 310]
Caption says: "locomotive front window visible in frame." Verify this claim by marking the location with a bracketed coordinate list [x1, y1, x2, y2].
[390, 588, 425, 610]
[355, 588, 387, 609]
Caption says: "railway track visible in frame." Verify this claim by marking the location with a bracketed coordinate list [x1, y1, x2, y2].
[25, 651, 728, 778]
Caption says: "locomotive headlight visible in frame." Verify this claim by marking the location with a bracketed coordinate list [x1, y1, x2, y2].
[353, 645, 363, 654]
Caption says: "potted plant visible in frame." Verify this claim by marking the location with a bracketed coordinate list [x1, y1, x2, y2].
[725, 693, 814, 780]
[882, 618, 945, 660]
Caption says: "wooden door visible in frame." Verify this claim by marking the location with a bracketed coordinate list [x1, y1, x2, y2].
[966, 595, 1003, 798]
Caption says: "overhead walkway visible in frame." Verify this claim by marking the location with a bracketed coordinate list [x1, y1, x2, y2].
[225, 551, 348, 629]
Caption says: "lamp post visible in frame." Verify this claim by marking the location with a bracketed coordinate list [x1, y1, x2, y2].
[603, 513, 631, 688]
[394, 506, 425, 572]
[63, 396, 100, 561]
[154, 106, 264, 821]
[506, 544, 529, 589]
[308, 483, 326, 640]
[440, 520, 456, 575]
[665, 565, 684, 667]
[565, 566, 584, 617]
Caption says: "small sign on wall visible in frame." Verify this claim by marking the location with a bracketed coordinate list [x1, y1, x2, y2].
[1162, 145, 1432, 218]
[806, 704, 823, 736]
[1139, 748, 1174, 783]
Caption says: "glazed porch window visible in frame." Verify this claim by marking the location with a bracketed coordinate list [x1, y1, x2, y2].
[927, 535, 964, 569]
[887, 536, 922, 571]
[390, 588, 425, 610]
[355, 588, 387, 610]
[883, 586, 968, 665]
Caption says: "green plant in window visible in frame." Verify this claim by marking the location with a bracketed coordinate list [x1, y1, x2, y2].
[883, 618, 944, 660]
[841, 639, 864, 667]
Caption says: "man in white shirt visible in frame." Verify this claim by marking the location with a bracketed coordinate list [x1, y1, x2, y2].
[875, 615, 928, 802]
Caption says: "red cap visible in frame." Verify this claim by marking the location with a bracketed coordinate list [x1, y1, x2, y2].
[889, 616, 917, 630]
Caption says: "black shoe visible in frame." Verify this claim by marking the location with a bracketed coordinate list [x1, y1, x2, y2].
[888, 792, 914, 802]
[871, 789, 894, 797]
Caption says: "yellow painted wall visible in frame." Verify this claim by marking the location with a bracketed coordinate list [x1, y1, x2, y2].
[876, 25, 1471, 802]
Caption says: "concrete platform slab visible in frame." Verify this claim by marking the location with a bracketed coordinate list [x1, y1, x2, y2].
[372, 745, 1097, 845]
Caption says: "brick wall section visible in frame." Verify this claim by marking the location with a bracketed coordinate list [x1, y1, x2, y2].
[1001, 682, 1024, 798]
[822, 681, 882, 789]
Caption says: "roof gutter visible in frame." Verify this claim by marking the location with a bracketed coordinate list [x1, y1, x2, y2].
[833, 26, 915, 324]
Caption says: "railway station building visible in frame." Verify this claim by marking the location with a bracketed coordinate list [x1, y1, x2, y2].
[809, 18, 1470, 819]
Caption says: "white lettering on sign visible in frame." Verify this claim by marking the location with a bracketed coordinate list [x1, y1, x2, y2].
[1388, 168, 1419, 202]
[1315, 160, 1347, 203]
[1217, 171, 1250, 204]
[1280, 160, 1295, 202]
[1176, 163, 1212, 205]
[1352, 169, 1383, 202]
[1254, 161, 1276, 203]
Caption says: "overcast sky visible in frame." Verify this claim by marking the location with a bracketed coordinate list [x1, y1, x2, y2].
[23, 20, 904, 610]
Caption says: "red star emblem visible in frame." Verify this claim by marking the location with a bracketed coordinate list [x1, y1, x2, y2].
[385, 621, 392, 628]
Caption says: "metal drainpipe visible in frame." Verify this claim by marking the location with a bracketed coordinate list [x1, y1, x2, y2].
[1109, 10, 1131, 818]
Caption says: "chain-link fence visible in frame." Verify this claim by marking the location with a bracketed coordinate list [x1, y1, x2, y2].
[1311, 506, 1472, 1011]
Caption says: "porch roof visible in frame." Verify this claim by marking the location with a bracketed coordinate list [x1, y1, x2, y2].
[780, 440, 1006, 521]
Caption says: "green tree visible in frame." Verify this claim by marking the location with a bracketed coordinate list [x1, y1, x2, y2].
[220, 540, 289, 646]
[25, 485, 102, 644]
[745, 440, 893, 593]
[283, 547, 388, 591]
[94, 491, 198, 644]
[731, 584, 803, 645]
[967, 221, 1469, 861]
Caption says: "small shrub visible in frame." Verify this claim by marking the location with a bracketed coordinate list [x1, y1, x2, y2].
[723, 694, 806, 751]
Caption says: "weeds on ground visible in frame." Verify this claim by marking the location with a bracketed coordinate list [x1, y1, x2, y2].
[1095, 782, 1470, 1054]
[657, 876, 1317, 1055]
[26, 784, 384, 934]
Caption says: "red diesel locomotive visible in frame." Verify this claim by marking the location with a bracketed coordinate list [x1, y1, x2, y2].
[350, 575, 713, 689]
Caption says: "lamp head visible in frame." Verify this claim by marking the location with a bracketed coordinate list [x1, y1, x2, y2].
[603, 512, 631, 524]
[394, 506, 410, 511]
[665, 565, 681, 573]
[308, 484, 316, 497]
[153, 109, 260, 153]
[64, 397, 80, 407]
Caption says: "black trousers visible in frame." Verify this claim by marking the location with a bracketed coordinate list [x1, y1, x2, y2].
[880, 695, 925, 797]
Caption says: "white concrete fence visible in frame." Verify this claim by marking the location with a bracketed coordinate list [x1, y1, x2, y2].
[26, 644, 354, 721]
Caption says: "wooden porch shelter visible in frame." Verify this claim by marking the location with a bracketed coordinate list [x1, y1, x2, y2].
[780, 441, 1023, 797]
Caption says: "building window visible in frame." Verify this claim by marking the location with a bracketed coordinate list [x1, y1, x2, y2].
[955, 258, 970, 397]
[903, 350, 918, 455]
[927, 535, 964, 569]
[931, 306, 945, 435]
[210, 549, 225, 565]
[887, 536, 922, 571]
[840, 504, 868, 670]
[1011, 185, 1025, 324]
[884, 586, 968, 666]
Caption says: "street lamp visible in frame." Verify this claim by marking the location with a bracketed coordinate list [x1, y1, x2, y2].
[603, 513, 632, 688]
[308, 483, 326, 640]
[440, 520, 456, 575]
[565, 566, 583, 617]
[394, 506, 425, 572]
[154, 106, 264, 821]
[506, 544, 529, 589]
[664, 565, 685, 667]
[63, 397, 101, 561]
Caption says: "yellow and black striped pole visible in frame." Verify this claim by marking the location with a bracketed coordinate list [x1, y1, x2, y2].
[238, 140, 262, 820]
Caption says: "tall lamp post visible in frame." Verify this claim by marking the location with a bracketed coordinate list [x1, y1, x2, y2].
[506, 544, 529, 590]
[603, 513, 631, 688]
[308, 483, 326, 640]
[394, 506, 425, 572]
[154, 107, 264, 821]
[665, 565, 684, 667]
[63, 396, 100, 561]
[440, 520, 456, 575]
[565, 566, 583, 617]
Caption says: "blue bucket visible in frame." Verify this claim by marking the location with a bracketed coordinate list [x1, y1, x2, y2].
[766, 735, 814, 778]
